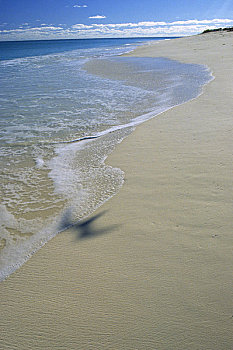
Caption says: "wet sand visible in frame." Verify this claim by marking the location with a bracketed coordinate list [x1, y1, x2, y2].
[1, 32, 233, 349]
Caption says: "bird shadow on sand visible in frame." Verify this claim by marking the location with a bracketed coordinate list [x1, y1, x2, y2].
[58, 209, 119, 240]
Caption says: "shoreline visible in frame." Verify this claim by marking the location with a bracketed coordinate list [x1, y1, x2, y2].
[0, 45, 212, 283]
[1, 32, 233, 349]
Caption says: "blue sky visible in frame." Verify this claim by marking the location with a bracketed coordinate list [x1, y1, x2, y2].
[0, 0, 233, 41]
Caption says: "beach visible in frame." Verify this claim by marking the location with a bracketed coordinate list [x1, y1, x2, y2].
[1, 31, 233, 350]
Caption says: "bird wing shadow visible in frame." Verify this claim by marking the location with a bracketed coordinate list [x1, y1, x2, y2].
[58, 209, 119, 240]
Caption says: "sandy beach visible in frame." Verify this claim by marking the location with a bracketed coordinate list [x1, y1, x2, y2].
[1, 31, 233, 350]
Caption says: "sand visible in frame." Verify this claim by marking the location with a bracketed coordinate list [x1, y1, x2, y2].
[1, 32, 233, 350]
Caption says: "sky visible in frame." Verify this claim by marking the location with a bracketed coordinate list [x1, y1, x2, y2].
[0, 0, 233, 41]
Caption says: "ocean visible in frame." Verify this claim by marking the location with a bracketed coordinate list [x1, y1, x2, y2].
[0, 37, 212, 281]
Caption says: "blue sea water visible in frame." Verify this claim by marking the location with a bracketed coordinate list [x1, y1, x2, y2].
[0, 37, 175, 61]
[0, 37, 212, 281]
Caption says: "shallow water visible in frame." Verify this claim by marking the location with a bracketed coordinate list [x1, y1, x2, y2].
[0, 38, 212, 281]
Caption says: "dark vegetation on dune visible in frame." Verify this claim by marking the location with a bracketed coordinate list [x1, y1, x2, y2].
[201, 26, 233, 34]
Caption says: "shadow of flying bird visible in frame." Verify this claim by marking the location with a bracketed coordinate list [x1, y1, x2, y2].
[58, 209, 119, 240]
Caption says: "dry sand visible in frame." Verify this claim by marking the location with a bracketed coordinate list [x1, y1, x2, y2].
[1, 32, 233, 349]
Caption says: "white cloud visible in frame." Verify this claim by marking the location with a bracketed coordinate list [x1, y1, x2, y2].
[170, 18, 233, 25]
[72, 23, 93, 29]
[73, 4, 88, 8]
[138, 21, 167, 26]
[89, 15, 106, 19]
[0, 26, 63, 34]
[92, 23, 139, 28]
[1, 18, 233, 41]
